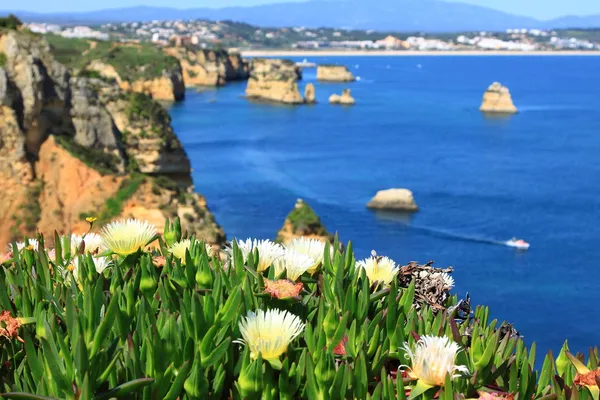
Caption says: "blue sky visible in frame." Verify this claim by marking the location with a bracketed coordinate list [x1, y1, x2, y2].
[9, 0, 600, 20]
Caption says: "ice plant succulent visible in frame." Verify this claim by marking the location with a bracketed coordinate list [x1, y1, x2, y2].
[70, 233, 106, 255]
[567, 352, 600, 400]
[237, 309, 304, 365]
[236, 238, 285, 272]
[402, 335, 469, 397]
[273, 249, 314, 281]
[356, 252, 399, 288]
[286, 237, 329, 274]
[169, 238, 193, 263]
[100, 219, 157, 256]
[13, 239, 40, 252]
[263, 278, 303, 300]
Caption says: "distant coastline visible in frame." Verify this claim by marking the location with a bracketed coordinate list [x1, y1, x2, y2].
[241, 49, 600, 57]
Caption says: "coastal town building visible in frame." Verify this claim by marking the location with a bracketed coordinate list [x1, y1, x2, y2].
[23, 20, 600, 52]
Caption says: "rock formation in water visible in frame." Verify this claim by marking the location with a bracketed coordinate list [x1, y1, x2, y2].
[367, 189, 419, 211]
[0, 29, 224, 248]
[245, 58, 304, 104]
[479, 82, 518, 114]
[317, 64, 355, 82]
[276, 199, 334, 245]
[164, 46, 248, 87]
[304, 83, 316, 104]
[329, 88, 355, 105]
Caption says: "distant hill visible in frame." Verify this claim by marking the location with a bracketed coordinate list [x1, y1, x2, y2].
[4, 0, 600, 32]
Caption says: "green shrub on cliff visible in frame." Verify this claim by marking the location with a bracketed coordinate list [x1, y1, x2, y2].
[0, 219, 598, 399]
[126, 92, 170, 126]
[0, 51, 6, 67]
[0, 14, 22, 30]
[284, 199, 331, 238]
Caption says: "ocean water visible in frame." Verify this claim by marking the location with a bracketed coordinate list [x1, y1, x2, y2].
[169, 55, 600, 359]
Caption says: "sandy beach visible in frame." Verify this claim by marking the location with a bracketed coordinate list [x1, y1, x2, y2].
[241, 49, 600, 57]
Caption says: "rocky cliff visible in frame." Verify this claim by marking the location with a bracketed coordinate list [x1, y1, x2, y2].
[46, 37, 185, 102]
[0, 29, 224, 248]
[165, 46, 248, 87]
[479, 82, 518, 114]
[245, 58, 304, 104]
[87, 58, 185, 102]
[317, 64, 355, 82]
[276, 199, 334, 245]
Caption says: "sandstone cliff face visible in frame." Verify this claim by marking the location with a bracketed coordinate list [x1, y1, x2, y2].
[165, 47, 248, 87]
[317, 65, 355, 82]
[87, 59, 185, 102]
[276, 199, 334, 245]
[0, 30, 72, 158]
[246, 58, 304, 104]
[0, 30, 224, 248]
[479, 82, 518, 114]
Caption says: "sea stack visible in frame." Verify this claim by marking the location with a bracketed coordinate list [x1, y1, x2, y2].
[245, 58, 304, 104]
[479, 82, 518, 114]
[367, 189, 419, 212]
[276, 199, 334, 245]
[317, 65, 355, 82]
[329, 88, 355, 105]
[304, 83, 316, 104]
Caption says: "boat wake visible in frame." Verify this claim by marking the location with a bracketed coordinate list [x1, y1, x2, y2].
[381, 218, 516, 248]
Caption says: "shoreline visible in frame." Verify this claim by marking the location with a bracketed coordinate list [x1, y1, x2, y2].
[241, 49, 600, 57]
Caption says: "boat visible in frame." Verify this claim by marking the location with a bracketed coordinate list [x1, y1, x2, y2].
[295, 58, 316, 68]
[505, 238, 530, 250]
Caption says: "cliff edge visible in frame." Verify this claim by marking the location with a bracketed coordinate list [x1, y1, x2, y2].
[165, 46, 248, 87]
[0, 29, 224, 248]
[47, 36, 185, 102]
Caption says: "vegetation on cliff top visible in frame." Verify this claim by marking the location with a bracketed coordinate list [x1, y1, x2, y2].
[46, 35, 180, 81]
[55, 135, 122, 175]
[0, 219, 597, 398]
[126, 92, 170, 126]
[0, 14, 22, 30]
[284, 199, 331, 237]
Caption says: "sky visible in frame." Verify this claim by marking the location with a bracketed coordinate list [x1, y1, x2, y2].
[6, 0, 600, 20]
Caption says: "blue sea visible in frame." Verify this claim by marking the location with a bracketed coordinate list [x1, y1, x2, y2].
[169, 55, 600, 359]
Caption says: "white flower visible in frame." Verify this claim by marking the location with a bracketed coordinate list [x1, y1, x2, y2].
[237, 309, 304, 361]
[69, 256, 112, 282]
[402, 335, 469, 387]
[70, 233, 106, 254]
[273, 249, 314, 281]
[286, 237, 329, 274]
[356, 253, 399, 287]
[13, 239, 40, 252]
[169, 239, 193, 263]
[100, 219, 157, 256]
[234, 238, 285, 273]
